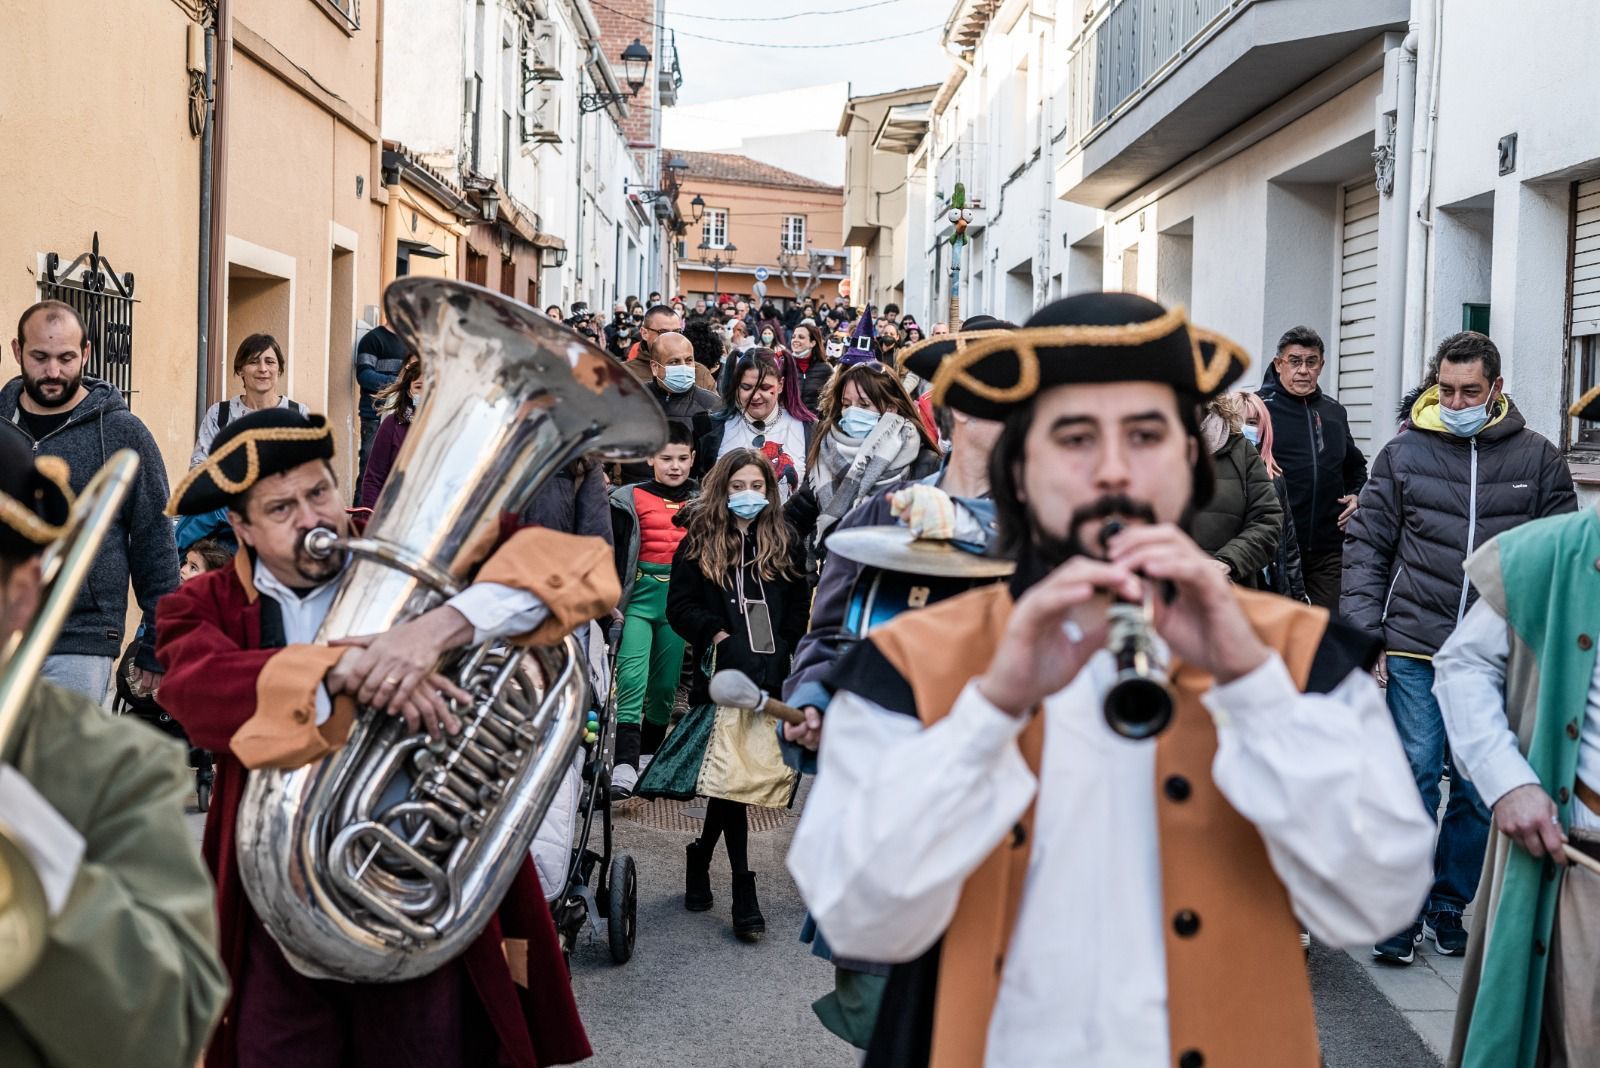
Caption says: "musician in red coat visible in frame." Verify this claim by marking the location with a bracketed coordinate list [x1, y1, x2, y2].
[156, 408, 613, 1068]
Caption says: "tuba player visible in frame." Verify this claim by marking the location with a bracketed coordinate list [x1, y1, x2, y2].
[156, 407, 614, 1068]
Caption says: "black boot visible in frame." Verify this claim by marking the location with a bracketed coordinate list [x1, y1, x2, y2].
[731, 871, 765, 942]
[611, 723, 641, 801]
[684, 841, 714, 912]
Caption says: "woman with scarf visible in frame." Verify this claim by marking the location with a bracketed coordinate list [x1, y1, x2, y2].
[663, 449, 811, 941]
[788, 321, 835, 416]
[697, 350, 816, 499]
[1239, 390, 1308, 600]
[1191, 391, 1284, 587]
[787, 362, 940, 546]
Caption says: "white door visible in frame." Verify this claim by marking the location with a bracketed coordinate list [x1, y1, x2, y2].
[1337, 179, 1381, 451]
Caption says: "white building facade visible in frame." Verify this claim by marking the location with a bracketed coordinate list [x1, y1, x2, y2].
[906, 0, 1600, 495]
[380, 0, 665, 310]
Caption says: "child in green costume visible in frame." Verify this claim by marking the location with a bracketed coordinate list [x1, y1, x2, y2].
[608, 421, 697, 797]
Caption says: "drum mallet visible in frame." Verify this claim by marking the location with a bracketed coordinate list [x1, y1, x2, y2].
[708, 670, 807, 726]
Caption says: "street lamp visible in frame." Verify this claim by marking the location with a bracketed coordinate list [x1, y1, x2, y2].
[689, 193, 705, 225]
[578, 38, 653, 113]
[620, 38, 651, 93]
[698, 241, 737, 297]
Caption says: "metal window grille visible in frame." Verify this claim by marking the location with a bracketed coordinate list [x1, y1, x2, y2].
[781, 215, 806, 254]
[36, 232, 136, 404]
[702, 209, 728, 248]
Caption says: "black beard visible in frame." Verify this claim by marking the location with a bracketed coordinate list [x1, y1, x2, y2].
[22, 370, 83, 410]
[1033, 494, 1160, 570]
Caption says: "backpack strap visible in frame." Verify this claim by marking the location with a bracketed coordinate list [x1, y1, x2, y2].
[215, 400, 231, 431]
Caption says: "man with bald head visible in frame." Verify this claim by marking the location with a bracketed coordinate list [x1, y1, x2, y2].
[645, 330, 718, 423]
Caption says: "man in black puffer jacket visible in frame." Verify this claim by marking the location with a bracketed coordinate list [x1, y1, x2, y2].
[1259, 325, 1368, 610]
[1342, 331, 1577, 966]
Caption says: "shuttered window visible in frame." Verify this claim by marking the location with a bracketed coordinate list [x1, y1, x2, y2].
[1570, 179, 1600, 447]
[1338, 179, 1381, 451]
[1571, 180, 1600, 336]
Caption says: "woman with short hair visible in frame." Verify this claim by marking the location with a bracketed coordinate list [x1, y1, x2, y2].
[189, 334, 308, 467]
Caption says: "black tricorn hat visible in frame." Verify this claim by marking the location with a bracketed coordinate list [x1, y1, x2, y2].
[0, 433, 73, 561]
[168, 407, 335, 516]
[912, 293, 1249, 420]
[897, 315, 1018, 384]
[1571, 383, 1600, 422]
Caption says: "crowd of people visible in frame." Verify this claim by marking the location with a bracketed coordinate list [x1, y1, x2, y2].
[3, 279, 1598, 1068]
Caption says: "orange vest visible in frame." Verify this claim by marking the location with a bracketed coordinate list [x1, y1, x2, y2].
[867, 583, 1334, 1068]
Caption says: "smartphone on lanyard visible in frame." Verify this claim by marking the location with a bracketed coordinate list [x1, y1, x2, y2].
[736, 566, 777, 655]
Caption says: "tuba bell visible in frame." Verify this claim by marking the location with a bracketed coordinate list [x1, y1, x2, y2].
[235, 278, 665, 983]
[0, 451, 141, 993]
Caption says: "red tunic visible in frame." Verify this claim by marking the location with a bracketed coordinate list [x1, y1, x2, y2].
[155, 556, 591, 1068]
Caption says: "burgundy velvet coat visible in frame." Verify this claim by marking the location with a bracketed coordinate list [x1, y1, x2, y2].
[155, 552, 591, 1068]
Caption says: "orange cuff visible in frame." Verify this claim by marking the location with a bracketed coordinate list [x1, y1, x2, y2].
[231, 644, 357, 769]
[477, 528, 621, 645]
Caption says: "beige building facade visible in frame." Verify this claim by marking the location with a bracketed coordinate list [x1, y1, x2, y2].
[0, 0, 386, 492]
[839, 84, 939, 314]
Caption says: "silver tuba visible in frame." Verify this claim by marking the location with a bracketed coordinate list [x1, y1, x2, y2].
[235, 278, 665, 982]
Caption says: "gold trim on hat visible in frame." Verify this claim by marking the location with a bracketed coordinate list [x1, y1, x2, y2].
[166, 424, 334, 516]
[895, 330, 1016, 379]
[0, 456, 76, 547]
[925, 306, 1251, 407]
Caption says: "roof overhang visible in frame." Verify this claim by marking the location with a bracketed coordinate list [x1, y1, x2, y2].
[874, 102, 931, 154]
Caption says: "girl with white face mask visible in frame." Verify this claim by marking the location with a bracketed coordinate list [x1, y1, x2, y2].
[649, 449, 811, 944]
[788, 363, 941, 544]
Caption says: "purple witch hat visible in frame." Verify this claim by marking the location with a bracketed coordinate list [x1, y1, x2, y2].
[839, 306, 878, 366]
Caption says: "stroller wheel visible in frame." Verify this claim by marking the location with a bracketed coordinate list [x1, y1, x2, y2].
[196, 781, 211, 814]
[607, 854, 637, 964]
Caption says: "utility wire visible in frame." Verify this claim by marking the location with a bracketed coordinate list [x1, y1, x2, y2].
[591, 0, 940, 49]
[669, 0, 904, 22]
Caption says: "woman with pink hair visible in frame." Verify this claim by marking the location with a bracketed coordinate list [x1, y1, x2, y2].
[1238, 390, 1307, 601]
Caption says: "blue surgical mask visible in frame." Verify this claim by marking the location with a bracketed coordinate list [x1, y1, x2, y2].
[839, 406, 881, 439]
[1439, 393, 1494, 438]
[1241, 424, 1260, 446]
[727, 489, 768, 519]
[661, 365, 696, 394]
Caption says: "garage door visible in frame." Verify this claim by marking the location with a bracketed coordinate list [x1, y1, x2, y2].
[1338, 179, 1380, 451]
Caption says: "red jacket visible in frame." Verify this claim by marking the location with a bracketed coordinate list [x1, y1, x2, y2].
[155, 553, 591, 1068]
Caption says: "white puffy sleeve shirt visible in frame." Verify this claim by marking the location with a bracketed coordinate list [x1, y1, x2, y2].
[787, 651, 1434, 1067]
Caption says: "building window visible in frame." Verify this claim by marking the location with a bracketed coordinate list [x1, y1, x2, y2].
[702, 209, 728, 249]
[1569, 178, 1600, 450]
[311, 0, 360, 32]
[782, 215, 806, 254]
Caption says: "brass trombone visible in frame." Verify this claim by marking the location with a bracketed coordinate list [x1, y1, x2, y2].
[0, 450, 140, 993]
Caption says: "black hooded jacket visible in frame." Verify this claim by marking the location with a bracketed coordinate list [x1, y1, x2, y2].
[1341, 391, 1577, 656]
[1258, 376, 1368, 556]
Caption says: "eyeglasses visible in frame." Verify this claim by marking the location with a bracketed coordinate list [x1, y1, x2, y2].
[1278, 357, 1323, 371]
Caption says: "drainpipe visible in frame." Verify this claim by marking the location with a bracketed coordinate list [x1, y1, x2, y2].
[204, 0, 233, 410]
[1033, 3, 1055, 309]
[1373, 27, 1417, 449]
[195, 23, 215, 429]
[1401, 0, 1440, 388]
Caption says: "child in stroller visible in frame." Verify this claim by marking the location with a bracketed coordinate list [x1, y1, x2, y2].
[114, 537, 232, 811]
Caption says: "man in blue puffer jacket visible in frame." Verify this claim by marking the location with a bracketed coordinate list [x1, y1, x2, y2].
[1342, 330, 1577, 966]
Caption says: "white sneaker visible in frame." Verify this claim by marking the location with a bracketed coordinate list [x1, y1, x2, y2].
[610, 763, 639, 800]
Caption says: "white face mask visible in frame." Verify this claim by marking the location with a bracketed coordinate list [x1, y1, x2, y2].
[1241, 424, 1260, 446]
[1440, 393, 1495, 437]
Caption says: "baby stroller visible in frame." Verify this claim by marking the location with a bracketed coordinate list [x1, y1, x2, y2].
[112, 635, 214, 812]
[534, 619, 638, 964]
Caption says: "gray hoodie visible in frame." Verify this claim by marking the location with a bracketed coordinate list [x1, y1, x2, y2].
[0, 377, 179, 661]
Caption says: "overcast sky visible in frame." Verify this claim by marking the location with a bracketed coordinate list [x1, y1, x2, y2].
[663, 0, 951, 106]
